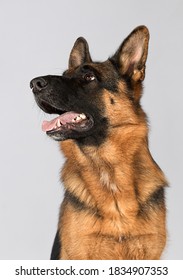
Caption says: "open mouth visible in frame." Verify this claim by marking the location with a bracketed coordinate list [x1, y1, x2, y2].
[34, 99, 94, 140]
[42, 111, 92, 132]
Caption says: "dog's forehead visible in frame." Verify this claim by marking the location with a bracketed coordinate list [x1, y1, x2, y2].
[63, 60, 117, 78]
[90, 60, 116, 74]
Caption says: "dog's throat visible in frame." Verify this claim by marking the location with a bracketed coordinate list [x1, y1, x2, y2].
[42, 112, 87, 132]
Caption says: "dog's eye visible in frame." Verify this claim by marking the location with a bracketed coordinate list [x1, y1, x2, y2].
[84, 73, 96, 82]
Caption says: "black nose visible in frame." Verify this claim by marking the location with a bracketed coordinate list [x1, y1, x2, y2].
[30, 77, 48, 92]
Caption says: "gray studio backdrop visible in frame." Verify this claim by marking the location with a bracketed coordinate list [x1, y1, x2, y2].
[0, 0, 182, 259]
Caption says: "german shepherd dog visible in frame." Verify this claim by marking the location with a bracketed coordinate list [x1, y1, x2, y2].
[30, 26, 167, 260]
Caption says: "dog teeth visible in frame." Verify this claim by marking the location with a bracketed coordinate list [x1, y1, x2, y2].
[80, 113, 86, 120]
[76, 116, 81, 121]
[73, 113, 87, 122]
[57, 120, 61, 127]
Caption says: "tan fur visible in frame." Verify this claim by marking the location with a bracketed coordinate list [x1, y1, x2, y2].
[58, 79, 167, 260]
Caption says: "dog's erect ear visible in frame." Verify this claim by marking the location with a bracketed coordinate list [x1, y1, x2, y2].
[111, 26, 149, 82]
[69, 37, 92, 68]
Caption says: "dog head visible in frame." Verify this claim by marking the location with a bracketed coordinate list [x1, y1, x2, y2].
[30, 26, 149, 145]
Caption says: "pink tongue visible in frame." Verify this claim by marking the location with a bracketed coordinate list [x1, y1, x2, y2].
[42, 112, 80, 132]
